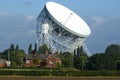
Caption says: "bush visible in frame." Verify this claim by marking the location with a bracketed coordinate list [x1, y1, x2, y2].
[0, 69, 119, 76]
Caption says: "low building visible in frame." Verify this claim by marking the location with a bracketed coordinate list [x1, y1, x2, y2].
[25, 51, 61, 68]
[0, 58, 7, 67]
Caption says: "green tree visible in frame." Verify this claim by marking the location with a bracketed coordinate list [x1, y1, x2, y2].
[34, 42, 37, 52]
[87, 53, 116, 70]
[28, 43, 32, 54]
[10, 43, 14, 51]
[80, 54, 88, 70]
[76, 46, 84, 56]
[74, 53, 88, 70]
[15, 49, 26, 67]
[74, 56, 81, 69]
[116, 60, 120, 70]
[38, 44, 50, 54]
[56, 62, 61, 69]
[74, 46, 88, 70]
[77, 46, 80, 56]
[1, 49, 9, 60]
[105, 44, 120, 54]
[1, 44, 26, 67]
[11, 61, 17, 68]
[60, 52, 73, 67]
[105, 44, 120, 70]
[15, 44, 19, 50]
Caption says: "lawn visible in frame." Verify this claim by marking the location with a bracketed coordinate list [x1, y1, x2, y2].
[0, 76, 120, 80]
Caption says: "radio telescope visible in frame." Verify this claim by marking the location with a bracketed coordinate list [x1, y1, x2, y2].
[36, 2, 91, 56]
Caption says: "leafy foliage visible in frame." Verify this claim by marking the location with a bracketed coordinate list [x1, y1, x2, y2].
[28, 43, 32, 54]
[10, 44, 14, 51]
[0, 69, 120, 76]
[87, 44, 120, 70]
[0, 43, 120, 70]
[15, 44, 19, 50]
[105, 44, 120, 54]
[74, 46, 88, 70]
[34, 43, 37, 52]
[38, 44, 50, 54]
[116, 60, 120, 70]
[1, 44, 26, 67]
[87, 53, 116, 70]
[60, 52, 73, 67]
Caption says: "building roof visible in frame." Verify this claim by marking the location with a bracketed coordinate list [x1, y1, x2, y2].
[26, 53, 50, 60]
[0, 58, 7, 64]
[26, 50, 61, 61]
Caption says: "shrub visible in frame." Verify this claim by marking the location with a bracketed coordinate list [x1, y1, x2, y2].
[0, 69, 119, 76]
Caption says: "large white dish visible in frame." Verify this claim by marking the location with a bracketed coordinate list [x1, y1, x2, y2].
[46, 2, 91, 37]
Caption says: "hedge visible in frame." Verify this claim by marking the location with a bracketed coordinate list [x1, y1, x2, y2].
[0, 69, 120, 76]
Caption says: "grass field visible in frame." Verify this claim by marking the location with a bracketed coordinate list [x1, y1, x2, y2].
[0, 76, 120, 80]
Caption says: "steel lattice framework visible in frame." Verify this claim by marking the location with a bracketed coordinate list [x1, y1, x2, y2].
[36, 8, 87, 53]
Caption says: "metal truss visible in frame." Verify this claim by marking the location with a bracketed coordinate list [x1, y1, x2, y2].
[82, 43, 91, 57]
[36, 8, 89, 54]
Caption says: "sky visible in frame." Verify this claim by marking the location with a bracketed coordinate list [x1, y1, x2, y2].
[0, 0, 120, 54]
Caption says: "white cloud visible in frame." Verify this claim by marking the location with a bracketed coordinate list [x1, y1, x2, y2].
[26, 16, 35, 20]
[91, 16, 108, 31]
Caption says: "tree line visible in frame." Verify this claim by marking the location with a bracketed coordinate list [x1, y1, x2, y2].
[0, 44, 26, 67]
[87, 44, 120, 70]
[0, 43, 120, 70]
[59, 44, 120, 70]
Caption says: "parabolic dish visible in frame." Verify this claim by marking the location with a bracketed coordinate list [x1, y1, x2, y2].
[46, 2, 91, 37]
